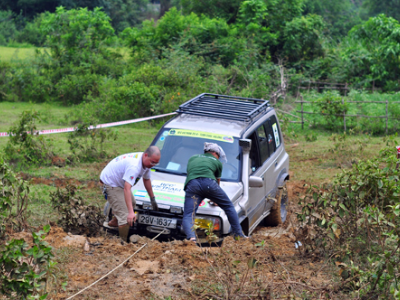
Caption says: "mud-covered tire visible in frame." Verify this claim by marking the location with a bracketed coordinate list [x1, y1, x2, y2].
[264, 181, 289, 226]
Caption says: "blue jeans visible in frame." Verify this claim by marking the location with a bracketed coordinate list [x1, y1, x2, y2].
[182, 177, 244, 240]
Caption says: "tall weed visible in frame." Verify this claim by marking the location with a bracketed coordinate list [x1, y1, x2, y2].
[4, 111, 54, 169]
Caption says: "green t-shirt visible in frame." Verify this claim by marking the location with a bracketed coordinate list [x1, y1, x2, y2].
[184, 153, 223, 188]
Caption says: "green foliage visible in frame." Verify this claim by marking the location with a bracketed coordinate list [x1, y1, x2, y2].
[180, 0, 243, 22]
[4, 111, 54, 168]
[304, 132, 317, 142]
[0, 157, 30, 240]
[345, 14, 400, 90]
[0, 225, 65, 299]
[297, 139, 400, 298]
[15, 13, 49, 47]
[303, 0, 362, 38]
[363, 0, 400, 22]
[50, 185, 103, 236]
[55, 73, 101, 105]
[283, 14, 325, 62]
[0, 10, 18, 43]
[314, 92, 348, 130]
[40, 6, 115, 66]
[67, 122, 118, 163]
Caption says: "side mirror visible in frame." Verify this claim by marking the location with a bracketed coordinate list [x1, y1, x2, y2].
[249, 176, 263, 188]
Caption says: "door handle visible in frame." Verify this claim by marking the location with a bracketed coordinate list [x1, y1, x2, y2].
[274, 159, 278, 167]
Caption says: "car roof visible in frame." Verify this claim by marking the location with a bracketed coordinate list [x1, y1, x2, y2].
[165, 93, 273, 137]
[165, 114, 247, 137]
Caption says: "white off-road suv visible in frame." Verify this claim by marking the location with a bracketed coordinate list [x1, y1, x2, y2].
[104, 93, 290, 242]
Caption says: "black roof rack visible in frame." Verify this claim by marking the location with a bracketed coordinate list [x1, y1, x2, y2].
[176, 93, 270, 122]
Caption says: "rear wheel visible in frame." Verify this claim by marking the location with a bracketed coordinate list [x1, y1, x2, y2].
[264, 181, 289, 226]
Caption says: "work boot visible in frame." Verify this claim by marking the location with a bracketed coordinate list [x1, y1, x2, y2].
[108, 216, 118, 227]
[118, 224, 130, 243]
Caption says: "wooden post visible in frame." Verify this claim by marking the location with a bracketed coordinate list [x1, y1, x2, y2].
[301, 95, 304, 130]
[386, 99, 388, 135]
[343, 97, 346, 132]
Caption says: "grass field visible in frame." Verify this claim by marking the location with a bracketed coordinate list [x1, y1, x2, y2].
[1, 101, 391, 226]
[0, 46, 45, 61]
[289, 90, 400, 134]
[0, 46, 130, 62]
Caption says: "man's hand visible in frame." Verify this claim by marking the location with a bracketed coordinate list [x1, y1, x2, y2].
[150, 196, 158, 211]
[127, 211, 136, 226]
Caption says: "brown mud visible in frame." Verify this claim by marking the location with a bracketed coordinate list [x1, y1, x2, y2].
[9, 179, 342, 299]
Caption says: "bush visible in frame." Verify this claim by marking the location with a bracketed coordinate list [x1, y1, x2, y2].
[55, 73, 101, 105]
[0, 157, 30, 241]
[78, 76, 163, 122]
[50, 185, 103, 236]
[4, 111, 55, 168]
[0, 10, 18, 43]
[297, 139, 400, 298]
[67, 122, 118, 163]
[15, 13, 48, 47]
[0, 225, 66, 299]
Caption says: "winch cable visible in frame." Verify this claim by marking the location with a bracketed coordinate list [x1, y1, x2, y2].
[66, 229, 166, 300]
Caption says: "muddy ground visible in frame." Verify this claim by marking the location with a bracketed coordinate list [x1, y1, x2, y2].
[11, 179, 342, 300]
[9, 144, 346, 300]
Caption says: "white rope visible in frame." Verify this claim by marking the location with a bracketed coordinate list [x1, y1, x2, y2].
[66, 230, 166, 300]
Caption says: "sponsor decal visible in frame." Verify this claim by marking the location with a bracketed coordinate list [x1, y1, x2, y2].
[272, 123, 280, 147]
[167, 129, 234, 143]
[133, 180, 210, 207]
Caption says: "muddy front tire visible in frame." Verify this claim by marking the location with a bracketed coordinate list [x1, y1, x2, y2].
[264, 182, 289, 226]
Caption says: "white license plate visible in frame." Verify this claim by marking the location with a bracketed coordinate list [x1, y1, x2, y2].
[138, 214, 177, 229]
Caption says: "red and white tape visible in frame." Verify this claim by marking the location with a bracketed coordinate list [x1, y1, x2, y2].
[0, 112, 177, 137]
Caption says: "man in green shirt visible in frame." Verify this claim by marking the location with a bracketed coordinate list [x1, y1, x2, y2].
[182, 142, 245, 242]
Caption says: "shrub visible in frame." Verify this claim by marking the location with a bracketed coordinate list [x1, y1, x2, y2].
[55, 73, 100, 105]
[78, 76, 163, 122]
[314, 91, 348, 130]
[4, 111, 55, 168]
[0, 225, 66, 299]
[297, 139, 400, 298]
[50, 185, 103, 236]
[0, 157, 30, 241]
[67, 122, 118, 163]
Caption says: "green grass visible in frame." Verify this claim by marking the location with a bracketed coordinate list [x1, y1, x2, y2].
[287, 90, 400, 135]
[0, 101, 159, 159]
[0, 46, 45, 61]
[1, 100, 394, 228]
[0, 46, 130, 62]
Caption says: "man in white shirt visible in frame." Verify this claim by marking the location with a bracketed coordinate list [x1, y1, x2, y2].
[100, 146, 161, 242]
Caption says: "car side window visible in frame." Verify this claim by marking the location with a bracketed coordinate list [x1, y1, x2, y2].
[257, 123, 270, 163]
[248, 132, 261, 173]
[269, 115, 281, 149]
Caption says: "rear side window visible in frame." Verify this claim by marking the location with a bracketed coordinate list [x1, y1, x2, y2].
[247, 114, 282, 172]
[269, 115, 281, 149]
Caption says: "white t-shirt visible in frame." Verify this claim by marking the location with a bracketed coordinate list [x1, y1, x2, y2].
[100, 152, 151, 188]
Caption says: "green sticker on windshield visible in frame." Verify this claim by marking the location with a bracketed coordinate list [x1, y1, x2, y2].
[168, 129, 234, 143]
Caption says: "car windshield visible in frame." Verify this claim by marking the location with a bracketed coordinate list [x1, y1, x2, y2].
[152, 128, 240, 181]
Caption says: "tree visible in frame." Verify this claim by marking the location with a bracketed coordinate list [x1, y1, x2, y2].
[363, 0, 400, 21]
[303, 0, 363, 37]
[344, 14, 400, 89]
[180, 0, 243, 23]
[40, 6, 115, 65]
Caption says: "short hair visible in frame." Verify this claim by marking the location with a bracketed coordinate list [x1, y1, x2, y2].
[145, 145, 160, 157]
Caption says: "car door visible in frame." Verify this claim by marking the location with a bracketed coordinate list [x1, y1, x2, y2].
[246, 124, 269, 229]
[263, 115, 286, 213]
